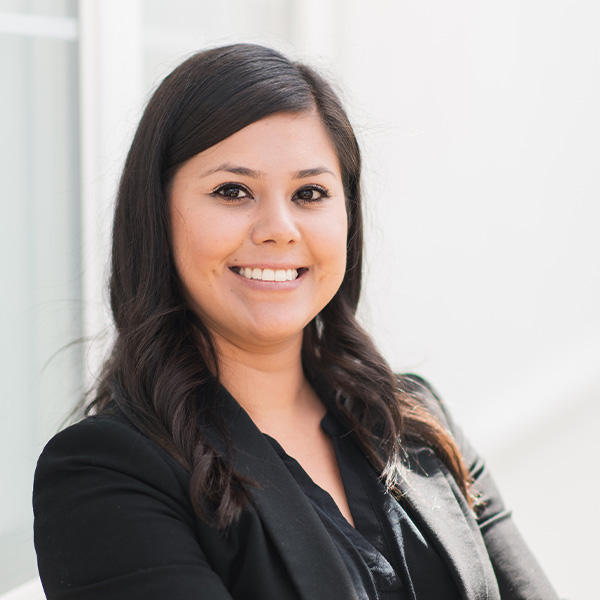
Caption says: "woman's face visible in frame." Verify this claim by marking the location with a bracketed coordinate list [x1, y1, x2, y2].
[169, 111, 348, 353]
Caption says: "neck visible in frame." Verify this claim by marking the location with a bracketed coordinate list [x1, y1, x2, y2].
[213, 332, 315, 426]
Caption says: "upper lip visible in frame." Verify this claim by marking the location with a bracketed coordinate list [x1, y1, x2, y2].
[230, 264, 306, 270]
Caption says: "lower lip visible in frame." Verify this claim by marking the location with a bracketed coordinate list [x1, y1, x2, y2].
[229, 268, 306, 290]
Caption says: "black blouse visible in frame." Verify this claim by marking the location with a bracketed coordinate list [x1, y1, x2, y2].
[265, 411, 462, 600]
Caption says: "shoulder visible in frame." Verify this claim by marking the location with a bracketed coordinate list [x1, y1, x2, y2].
[39, 409, 138, 455]
[397, 373, 479, 472]
[38, 410, 173, 467]
[34, 409, 192, 517]
[398, 373, 455, 430]
[33, 412, 238, 599]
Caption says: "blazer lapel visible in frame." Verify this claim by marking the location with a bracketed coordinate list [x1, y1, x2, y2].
[400, 446, 501, 600]
[202, 380, 500, 599]
[203, 385, 359, 600]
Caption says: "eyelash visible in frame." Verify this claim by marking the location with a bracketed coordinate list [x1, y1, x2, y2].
[211, 183, 330, 204]
[211, 183, 252, 201]
[294, 184, 330, 204]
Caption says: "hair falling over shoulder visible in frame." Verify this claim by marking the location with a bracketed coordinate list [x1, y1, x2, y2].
[85, 44, 475, 529]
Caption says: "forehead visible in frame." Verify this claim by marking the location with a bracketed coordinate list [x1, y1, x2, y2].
[179, 111, 342, 178]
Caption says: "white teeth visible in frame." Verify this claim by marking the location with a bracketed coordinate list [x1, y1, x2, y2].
[235, 267, 299, 281]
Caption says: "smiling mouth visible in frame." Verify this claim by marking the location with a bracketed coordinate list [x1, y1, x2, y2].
[230, 266, 306, 282]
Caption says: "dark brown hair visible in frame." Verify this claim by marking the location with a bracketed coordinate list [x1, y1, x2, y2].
[88, 43, 473, 527]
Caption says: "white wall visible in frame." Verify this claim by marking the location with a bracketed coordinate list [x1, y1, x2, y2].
[337, 3, 599, 597]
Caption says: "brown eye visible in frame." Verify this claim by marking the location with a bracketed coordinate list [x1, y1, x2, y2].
[297, 189, 316, 201]
[294, 185, 329, 203]
[213, 183, 251, 200]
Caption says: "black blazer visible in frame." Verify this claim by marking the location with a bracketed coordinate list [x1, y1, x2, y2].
[33, 379, 558, 599]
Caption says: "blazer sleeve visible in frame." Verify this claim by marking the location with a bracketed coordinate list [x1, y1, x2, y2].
[403, 374, 559, 600]
[33, 415, 233, 600]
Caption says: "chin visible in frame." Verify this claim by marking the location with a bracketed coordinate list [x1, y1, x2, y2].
[245, 325, 305, 347]
[236, 314, 313, 348]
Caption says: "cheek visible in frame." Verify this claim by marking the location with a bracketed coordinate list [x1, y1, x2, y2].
[329, 205, 350, 256]
[171, 208, 242, 276]
[312, 208, 349, 275]
[170, 210, 191, 276]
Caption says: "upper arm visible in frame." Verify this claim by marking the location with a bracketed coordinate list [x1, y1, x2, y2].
[33, 417, 233, 600]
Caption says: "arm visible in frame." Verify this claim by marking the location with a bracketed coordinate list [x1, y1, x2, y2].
[450, 419, 559, 600]
[403, 374, 559, 600]
[33, 415, 233, 600]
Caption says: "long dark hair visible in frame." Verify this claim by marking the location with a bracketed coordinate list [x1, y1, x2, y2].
[88, 43, 473, 528]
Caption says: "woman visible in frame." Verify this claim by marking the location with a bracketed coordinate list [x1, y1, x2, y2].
[33, 44, 558, 599]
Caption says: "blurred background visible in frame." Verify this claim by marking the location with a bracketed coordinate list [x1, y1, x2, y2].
[1, 1, 598, 597]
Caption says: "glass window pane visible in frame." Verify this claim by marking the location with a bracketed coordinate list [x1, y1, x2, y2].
[0, 32, 80, 593]
[0, 0, 77, 18]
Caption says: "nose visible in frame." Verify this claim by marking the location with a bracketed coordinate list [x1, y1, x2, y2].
[250, 195, 300, 246]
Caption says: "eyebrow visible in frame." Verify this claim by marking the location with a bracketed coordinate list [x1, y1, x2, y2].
[200, 163, 335, 179]
[293, 167, 335, 179]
